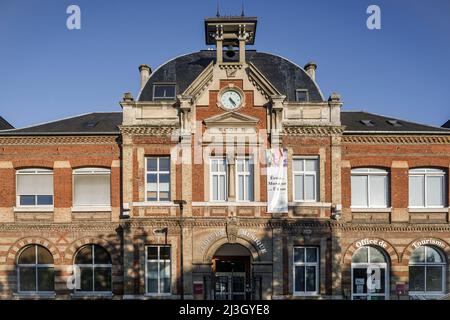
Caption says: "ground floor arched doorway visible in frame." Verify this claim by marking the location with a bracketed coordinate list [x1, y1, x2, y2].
[212, 243, 252, 300]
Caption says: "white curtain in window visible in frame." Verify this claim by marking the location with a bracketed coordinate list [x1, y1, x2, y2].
[409, 175, 424, 207]
[370, 175, 387, 207]
[427, 175, 444, 206]
[351, 175, 367, 207]
[17, 174, 53, 195]
[74, 175, 110, 205]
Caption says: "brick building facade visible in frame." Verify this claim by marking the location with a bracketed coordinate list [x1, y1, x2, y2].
[0, 16, 449, 300]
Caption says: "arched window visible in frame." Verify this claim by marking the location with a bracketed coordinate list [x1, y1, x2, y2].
[75, 244, 112, 293]
[351, 168, 389, 208]
[17, 245, 54, 293]
[409, 246, 446, 295]
[409, 168, 447, 208]
[351, 246, 389, 300]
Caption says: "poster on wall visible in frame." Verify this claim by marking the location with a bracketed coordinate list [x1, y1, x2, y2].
[266, 148, 288, 213]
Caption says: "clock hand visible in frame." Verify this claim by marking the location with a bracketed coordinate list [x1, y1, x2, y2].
[229, 97, 236, 106]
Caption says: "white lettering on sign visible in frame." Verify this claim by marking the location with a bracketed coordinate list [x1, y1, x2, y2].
[412, 238, 446, 250]
[238, 229, 267, 254]
[355, 238, 387, 249]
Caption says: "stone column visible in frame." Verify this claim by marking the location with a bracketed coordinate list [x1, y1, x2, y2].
[228, 156, 235, 201]
[331, 224, 343, 299]
[272, 224, 283, 298]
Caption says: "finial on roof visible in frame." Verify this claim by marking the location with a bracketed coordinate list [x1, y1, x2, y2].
[216, 0, 221, 17]
[241, 0, 245, 17]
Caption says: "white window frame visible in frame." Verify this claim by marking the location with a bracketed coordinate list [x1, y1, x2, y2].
[145, 245, 172, 295]
[292, 157, 319, 202]
[210, 157, 228, 202]
[72, 167, 111, 207]
[17, 245, 54, 294]
[351, 246, 389, 300]
[351, 168, 389, 208]
[408, 246, 446, 296]
[235, 156, 254, 202]
[145, 157, 171, 202]
[75, 244, 112, 294]
[293, 246, 320, 296]
[16, 168, 54, 207]
[409, 168, 447, 208]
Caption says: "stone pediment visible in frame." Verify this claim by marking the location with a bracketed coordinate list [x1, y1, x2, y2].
[204, 112, 259, 128]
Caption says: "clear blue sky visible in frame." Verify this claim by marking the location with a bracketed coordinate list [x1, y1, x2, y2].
[1, 0, 449, 128]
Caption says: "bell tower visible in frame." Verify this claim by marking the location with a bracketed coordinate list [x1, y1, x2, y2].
[204, 15, 257, 64]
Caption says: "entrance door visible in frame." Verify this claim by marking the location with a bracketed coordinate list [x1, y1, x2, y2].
[214, 272, 246, 300]
[212, 244, 251, 300]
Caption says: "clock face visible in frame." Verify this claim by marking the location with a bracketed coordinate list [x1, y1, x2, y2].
[220, 90, 242, 110]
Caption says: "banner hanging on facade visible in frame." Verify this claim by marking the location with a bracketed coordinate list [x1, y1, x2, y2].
[266, 148, 288, 213]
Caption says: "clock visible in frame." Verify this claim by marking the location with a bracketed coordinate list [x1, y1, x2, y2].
[219, 89, 243, 110]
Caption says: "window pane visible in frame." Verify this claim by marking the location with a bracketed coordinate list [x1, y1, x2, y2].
[154, 85, 175, 98]
[147, 262, 158, 293]
[294, 266, 305, 292]
[159, 174, 170, 191]
[293, 159, 303, 171]
[426, 266, 443, 292]
[305, 159, 317, 171]
[147, 247, 158, 260]
[94, 267, 112, 292]
[427, 176, 444, 206]
[37, 195, 53, 205]
[237, 160, 245, 172]
[352, 268, 368, 294]
[147, 158, 157, 171]
[294, 248, 304, 263]
[94, 246, 111, 264]
[19, 267, 36, 292]
[426, 247, 442, 263]
[296, 90, 308, 102]
[369, 247, 386, 263]
[247, 170, 254, 201]
[37, 246, 53, 264]
[80, 267, 93, 291]
[304, 175, 315, 200]
[352, 247, 368, 263]
[410, 247, 425, 263]
[159, 158, 170, 172]
[409, 266, 425, 291]
[20, 195, 36, 206]
[369, 175, 387, 207]
[19, 246, 36, 264]
[211, 160, 218, 172]
[75, 245, 93, 264]
[212, 175, 218, 200]
[294, 175, 304, 201]
[160, 247, 171, 260]
[306, 248, 318, 262]
[238, 175, 244, 201]
[147, 174, 157, 201]
[409, 175, 424, 207]
[159, 261, 171, 293]
[305, 266, 316, 292]
[219, 175, 226, 201]
[351, 175, 368, 207]
[37, 267, 54, 292]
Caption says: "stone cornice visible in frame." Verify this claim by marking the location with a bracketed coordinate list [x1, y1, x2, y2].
[283, 126, 344, 136]
[0, 222, 120, 232]
[342, 135, 450, 144]
[332, 222, 450, 232]
[119, 126, 179, 136]
[0, 136, 118, 145]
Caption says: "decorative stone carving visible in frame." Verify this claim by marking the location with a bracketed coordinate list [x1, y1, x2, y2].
[226, 217, 239, 243]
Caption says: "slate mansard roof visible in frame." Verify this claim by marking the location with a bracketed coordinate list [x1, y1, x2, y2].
[0, 111, 448, 135]
[0, 117, 14, 130]
[138, 50, 325, 102]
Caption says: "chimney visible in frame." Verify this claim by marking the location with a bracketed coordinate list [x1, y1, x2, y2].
[138, 64, 151, 91]
[304, 62, 317, 81]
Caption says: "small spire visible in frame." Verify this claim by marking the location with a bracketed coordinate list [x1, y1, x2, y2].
[241, 0, 245, 17]
[216, 1, 221, 17]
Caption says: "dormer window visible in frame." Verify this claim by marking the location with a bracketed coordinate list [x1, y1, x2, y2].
[387, 119, 402, 127]
[360, 120, 375, 127]
[153, 84, 176, 99]
[296, 89, 309, 102]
